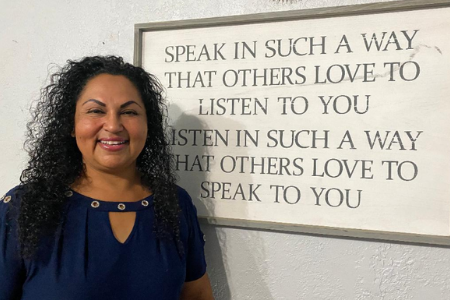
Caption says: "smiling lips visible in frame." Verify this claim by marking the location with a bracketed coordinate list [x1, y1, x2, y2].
[98, 138, 129, 151]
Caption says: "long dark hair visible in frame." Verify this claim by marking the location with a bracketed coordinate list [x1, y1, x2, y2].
[19, 55, 179, 258]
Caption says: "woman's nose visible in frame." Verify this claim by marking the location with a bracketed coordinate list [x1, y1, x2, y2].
[103, 113, 124, 133]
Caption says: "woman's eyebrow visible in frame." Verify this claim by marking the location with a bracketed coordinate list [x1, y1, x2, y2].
[81, 99, 142, 108]
[82, 99, 105, 106]
[120, 100, 142, 109]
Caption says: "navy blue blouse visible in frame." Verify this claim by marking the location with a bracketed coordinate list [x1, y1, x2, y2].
[0, 186, 207, 300]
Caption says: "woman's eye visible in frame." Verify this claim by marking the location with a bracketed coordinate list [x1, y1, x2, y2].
[87, 109, 104, 114]
[122, 111, 138, 115]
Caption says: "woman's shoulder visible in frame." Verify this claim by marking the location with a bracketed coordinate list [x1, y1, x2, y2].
[175, 186, 200, 216]
[176, 186, 190, 200]
[0, 185, 22, 218]
[175, 186, 194, 208]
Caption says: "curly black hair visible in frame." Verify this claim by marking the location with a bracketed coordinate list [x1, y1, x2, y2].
[19, 55, 180, 259]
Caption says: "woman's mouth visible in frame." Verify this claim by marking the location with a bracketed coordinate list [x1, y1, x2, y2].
[98, 139, 129, 151]
[100, 140, 127, 145]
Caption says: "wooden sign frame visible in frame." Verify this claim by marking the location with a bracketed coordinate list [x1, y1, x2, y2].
[134, 0, 450, 246]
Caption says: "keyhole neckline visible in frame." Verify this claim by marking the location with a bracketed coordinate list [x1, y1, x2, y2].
[67, 189, 154, 212]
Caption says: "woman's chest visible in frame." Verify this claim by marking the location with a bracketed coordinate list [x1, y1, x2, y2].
[21, 210, 186, 300]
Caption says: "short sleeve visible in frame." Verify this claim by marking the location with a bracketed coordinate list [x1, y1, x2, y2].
[178, 187, 207, 282]
[0, 187, 25, 300]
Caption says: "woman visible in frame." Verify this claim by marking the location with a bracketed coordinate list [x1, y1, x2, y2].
[0, 56, 214, 299]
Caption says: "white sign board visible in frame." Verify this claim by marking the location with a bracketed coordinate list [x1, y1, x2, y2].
[135, 0, 450, 245]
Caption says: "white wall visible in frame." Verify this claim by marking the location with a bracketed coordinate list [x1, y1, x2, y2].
[1, 0, 449, 299]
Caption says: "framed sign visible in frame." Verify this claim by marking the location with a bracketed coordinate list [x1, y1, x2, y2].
[135, 0, 450, 245]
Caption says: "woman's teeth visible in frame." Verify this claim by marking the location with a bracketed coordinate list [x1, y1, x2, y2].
[100, 141, 127, 145]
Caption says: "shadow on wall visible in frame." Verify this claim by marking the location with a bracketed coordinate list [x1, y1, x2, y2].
[169, 104, 275, 300]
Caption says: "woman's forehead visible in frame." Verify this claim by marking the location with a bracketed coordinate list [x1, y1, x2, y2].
[77, 74, 143, 106]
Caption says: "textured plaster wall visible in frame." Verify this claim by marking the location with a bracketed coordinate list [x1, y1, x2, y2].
[1, 0, 449, 299]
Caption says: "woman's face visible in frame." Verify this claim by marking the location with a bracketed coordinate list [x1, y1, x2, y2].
[73, 74, 148, 174]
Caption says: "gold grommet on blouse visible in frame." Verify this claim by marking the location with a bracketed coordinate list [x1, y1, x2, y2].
[3, 196, 11, 203]
[91, 201, 100, 208]
[141, 200, 149, 207]
[118, 203, 126, 211]
[65, 191, 73, 197]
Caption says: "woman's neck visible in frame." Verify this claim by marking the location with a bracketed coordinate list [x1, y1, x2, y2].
[71, 167, 151, 202]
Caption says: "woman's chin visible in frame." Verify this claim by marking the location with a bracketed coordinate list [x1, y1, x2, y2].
[87, 159, 137, 174]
